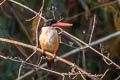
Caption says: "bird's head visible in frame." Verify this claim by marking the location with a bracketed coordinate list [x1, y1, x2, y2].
[44, 19, 73, 27]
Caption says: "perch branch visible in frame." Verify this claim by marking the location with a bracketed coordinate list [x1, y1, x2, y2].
[18, 31, 120, 79]
[0, 38, 96, 80]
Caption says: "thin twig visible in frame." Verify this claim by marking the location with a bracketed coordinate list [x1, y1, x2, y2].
[17, 51, 37, 80]
[13, 40, 42, 80]
[26, 0, 44, 22]
[89, 15, 96, 44]
[100, 44, 112, 65]
[79, 71, 86, 80]
[26, 15, 38, 21]
[36, 0, 44, 47]
[37, 57, 43, 66]
[8, 0, 47, 22]
[18, 61, 24, 80]
[0, 0, 6, 5]
[51, 6, 56, 19]
[101, 69, 109, 79]
[115, 75, 120, 80]
[103, 56, 112, 65]
[0, 55, 64, 78]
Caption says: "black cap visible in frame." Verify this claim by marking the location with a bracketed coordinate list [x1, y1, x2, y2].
[44, 19, 57, 26]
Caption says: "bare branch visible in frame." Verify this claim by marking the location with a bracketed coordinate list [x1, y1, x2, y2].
[101, 69, 109, 79]
[0, 54, 7, 59]
[89, 15, 96, 44]
[0, 38, 96, 80]
[18, 61, 24, 80]
[18, 0, 45, 79]
[0, 0, 6, 5]
[58, 28, 120, 69]
[36, 0, 44, 47]
[19, 31, 120, 79]
[0, 55, 64, 78]
[79, 71, 86, 80]
[17, 50, 37, 80]
[115, 75, 120, 80]
[8, 0, 47, 22]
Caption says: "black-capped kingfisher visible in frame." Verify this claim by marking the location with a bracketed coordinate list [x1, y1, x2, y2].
[39, 19, 72, 69]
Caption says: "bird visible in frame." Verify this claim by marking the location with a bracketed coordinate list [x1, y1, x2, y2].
[39, 19, 72, 69]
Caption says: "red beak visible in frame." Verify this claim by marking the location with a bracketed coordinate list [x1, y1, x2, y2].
[52, 22, 73, 27]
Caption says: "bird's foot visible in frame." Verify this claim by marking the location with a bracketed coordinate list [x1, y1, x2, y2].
[53, 54, 56, 59]
[41, 49, 47, 59]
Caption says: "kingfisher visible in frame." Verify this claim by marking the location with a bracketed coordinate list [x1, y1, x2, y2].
[39, 19, 72, 69]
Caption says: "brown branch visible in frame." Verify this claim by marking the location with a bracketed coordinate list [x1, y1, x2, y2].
[19, 31, 120, 80]
[0, 0, 6, 5]
[0, 54, 64, 77]
[101, 69, 109, 79]
[89, 15, 96, 44]
[13, 39, 42, 80]
[17, 0, 45, 79]
[36, 0, 44, 47]
[17, 50, 37, 80]
[115, 75, 120, 80]
[0, 38, 97, 80]
[78, 71, 86, 80]
[56, 28, 120, 69]
[8, 0, 47, 22]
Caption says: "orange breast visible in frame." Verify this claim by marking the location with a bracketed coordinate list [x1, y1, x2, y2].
[39, 27, 59, 54]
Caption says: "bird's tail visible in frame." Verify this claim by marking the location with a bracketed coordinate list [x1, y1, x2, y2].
[47, 59, 60, 80]
[47, 59, 55, 70]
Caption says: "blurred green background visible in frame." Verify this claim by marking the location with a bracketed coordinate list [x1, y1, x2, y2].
[0, 0, 120, 80]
